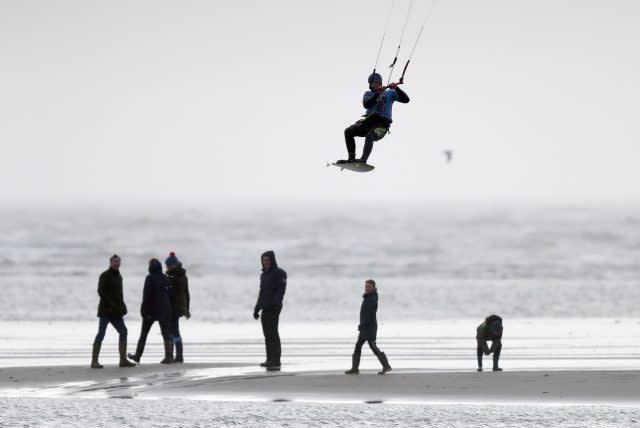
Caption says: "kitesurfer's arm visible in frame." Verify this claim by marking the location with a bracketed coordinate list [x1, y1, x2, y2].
[363, 91, 381, 109]
[389, 83, 410, 103]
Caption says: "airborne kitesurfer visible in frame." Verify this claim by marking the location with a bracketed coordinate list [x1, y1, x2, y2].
[337, 73, 410, 165]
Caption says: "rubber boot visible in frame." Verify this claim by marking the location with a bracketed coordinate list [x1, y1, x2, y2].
[345, 353, 360, 375]
[377, 352, 392, 375]
[359, 140, 374, 164]
[160, 340, 174, 364]
[91, 342, 103, 369]
[118, 341, 136, 367]
[173, 339, 184, 363]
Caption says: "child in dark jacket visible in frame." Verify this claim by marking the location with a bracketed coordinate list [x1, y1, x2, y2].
[345, 279, 392, 375]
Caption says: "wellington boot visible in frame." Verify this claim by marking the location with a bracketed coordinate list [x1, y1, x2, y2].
[345, 354, 360, 375]
[160, 340, 174, 364]
[377, 352, 392, 375]
[118, 341, 136, 367]
[91, 342, 103, 369]
[172, 341, 184, 363]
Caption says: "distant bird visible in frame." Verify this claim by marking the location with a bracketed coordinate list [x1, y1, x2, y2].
[443, 150, 453, 163]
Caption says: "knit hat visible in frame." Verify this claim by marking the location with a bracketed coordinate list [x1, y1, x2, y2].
[165, 251, 179, 267]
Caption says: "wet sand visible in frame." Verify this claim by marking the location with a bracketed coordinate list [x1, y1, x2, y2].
[2, 364, 640, 405]
[1, 319, 639, 405]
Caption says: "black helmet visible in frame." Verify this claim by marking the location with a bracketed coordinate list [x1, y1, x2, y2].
[368, 73, 383, 89]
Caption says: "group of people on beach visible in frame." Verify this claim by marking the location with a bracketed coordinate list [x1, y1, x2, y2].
[91, 253, 190, 369]
[92, 250, 503, 373]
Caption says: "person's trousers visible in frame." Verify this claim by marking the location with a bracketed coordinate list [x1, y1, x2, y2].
[344, 115, 389, 162]
[132, 318, 172, 358]
[261, 306, 282, 363]
[353, 337, 383, 356]
[94, 317, 128, 343]
[477, 339, 502, 368]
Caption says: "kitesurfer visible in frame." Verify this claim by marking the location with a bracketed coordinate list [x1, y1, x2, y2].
[338, 73, 410, 164]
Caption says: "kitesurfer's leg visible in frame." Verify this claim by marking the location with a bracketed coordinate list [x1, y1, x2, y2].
[359, 126, 387, 164]
[477, 340, 483, 371]
[340, 120, 368, 163]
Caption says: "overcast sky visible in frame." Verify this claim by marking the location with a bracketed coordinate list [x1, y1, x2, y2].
[1, 0, 638, 205]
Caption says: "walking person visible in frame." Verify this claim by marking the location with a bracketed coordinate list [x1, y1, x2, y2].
[127, 258, 174, 364]
[165, 252, 190, 363]
[476, 314, 503, 372]
[91, 254, 136, 368]
[345, 279, 392, 375]
[253, 251, 287, 369]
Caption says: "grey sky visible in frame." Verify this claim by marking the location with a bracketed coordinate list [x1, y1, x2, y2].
[1, 0, 638, 204]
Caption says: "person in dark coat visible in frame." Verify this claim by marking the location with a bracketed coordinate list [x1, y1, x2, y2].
[91, 254, 136, 368]
[253, 250, 287, 369]
[127, 258, 174, 364]
[165, 252, 190, 363]
[476, 314, 503, 372]
[345, 279, 392, 375]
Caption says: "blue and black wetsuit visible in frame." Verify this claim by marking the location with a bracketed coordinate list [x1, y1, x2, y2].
[343, 79, 410, 163]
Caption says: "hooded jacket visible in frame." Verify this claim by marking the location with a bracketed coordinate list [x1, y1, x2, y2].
[140, 259, 172, 321]
[254, 251, 287, 313]
[476, 314, 503, 341]
[358, 291, 379, 340]
[97, 268, 128, 318]
[167, 262, 190, 317]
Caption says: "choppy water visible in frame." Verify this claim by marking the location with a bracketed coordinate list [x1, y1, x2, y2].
[1, 397, 639, 428]
[1, 204, 638, 321]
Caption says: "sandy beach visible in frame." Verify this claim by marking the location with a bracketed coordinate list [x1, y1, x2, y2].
[1, 318, 639, 407]
[2, 364, 640, 406]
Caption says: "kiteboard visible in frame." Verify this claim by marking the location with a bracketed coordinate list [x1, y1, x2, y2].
[327, 161, 375, 173]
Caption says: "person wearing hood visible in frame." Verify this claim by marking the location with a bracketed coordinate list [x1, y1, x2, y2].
[165, 252, 190, 363]
[253, 250, 287, 369]
[127, 258, 174, 364]
[345, 279, 392, 375]
[91, 254, 136, 369]
[476, 314, 503, 372]
[337, 73, 410, 165]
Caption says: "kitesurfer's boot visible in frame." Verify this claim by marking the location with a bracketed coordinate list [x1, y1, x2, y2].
[377, 352, 392, 375]
[345, 353, 360, 375]
[91, 341, 103, 369]
[160, 340, 174, 364]
[336, 152, 356, 164]
[118, 341, 136, 367]
[172, 338, 184, 363]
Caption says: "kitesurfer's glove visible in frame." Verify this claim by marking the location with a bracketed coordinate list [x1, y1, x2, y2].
[185, 309, 191, 319]
[253, 312, 260, 320]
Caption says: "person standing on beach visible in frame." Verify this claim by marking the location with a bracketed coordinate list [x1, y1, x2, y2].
[253, 250, 287, 369]
[476, 314, 503, 372]
[91, 254, 136, 369]
[127, 258, 174, 364]
[345, 279, 392, 375]
[165, 252, 190, 363]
